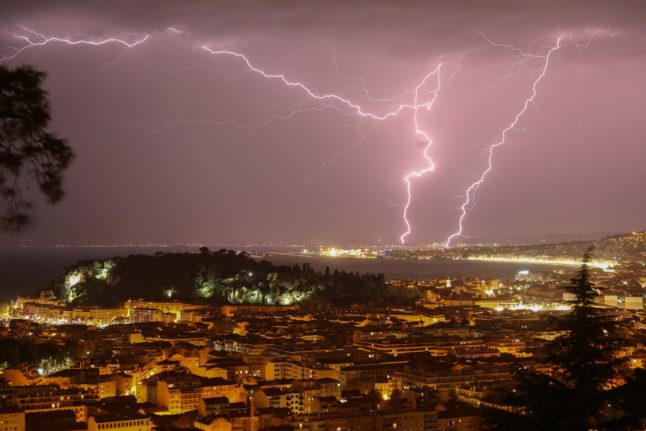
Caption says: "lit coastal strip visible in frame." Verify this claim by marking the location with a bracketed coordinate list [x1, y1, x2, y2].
[461, 255, 616, 270]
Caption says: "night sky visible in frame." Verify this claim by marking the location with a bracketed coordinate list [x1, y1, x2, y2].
[1, 1, 644, 245]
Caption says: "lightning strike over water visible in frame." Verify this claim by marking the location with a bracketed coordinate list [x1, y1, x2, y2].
[443, 37, 563, 248]
[1, 23, 622, 246]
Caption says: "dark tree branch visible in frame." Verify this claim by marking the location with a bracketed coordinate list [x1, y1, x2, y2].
[0, 64, 74, 232]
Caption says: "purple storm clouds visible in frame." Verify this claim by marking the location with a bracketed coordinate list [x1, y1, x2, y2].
[1, 0, 644, 245]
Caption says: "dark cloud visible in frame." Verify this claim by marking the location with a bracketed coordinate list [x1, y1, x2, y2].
[4, 1, 646, 51]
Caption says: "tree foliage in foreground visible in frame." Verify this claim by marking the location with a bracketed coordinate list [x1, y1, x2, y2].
[0, 65, 73, 231]
[485, 248, 646, 431]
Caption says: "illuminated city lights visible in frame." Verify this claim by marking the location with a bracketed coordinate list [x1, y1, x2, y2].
[0, 3, 643, 430]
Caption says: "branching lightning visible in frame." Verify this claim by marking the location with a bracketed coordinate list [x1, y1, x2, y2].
[0, 24, 457, 245]
[200, 46, 456, 244]
[399, 52, 465, 244]
[201, 46, 430, 122]
[443, 30, 613, 247]
[330, 45, 413, 105]
[399, 65, 442, 244]
[0, 25, 149, 63]
[443, 36, 562, 248]
[1, 23, 615, 246]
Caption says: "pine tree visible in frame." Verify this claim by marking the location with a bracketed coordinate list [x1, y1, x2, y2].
[544, 248, 626, 430]
[0, 65, 73, 231]
[485, 248, 638, 431]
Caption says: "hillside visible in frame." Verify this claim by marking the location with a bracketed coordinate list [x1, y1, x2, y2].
[51, 248, 417, 307]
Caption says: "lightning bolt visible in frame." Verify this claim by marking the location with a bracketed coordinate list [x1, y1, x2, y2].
[443, 36, 562, 248]
[1, 25, 149, 63]
[400, 53, 465, 244]
[3, 24, 464, 243]
[201, 45, 459, 243]
[11, 24, 604, 246]
[200, 46, 431, 122]
[399, 65, 442, 244]
[330, 44, 412, 105]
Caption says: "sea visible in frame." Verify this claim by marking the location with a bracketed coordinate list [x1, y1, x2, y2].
[0, 246, 570, 301]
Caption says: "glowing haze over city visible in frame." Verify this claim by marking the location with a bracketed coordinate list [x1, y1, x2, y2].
[1, 0, 645, 246]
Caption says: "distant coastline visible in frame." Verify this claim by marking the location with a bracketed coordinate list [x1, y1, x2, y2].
[0, 246, 573, 301]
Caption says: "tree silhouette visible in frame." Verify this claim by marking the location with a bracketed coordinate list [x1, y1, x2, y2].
[485, 247, 644, 431]
[387, 388, 406, 411]
[604, 368, 646, 430]
[366, 388, 381, 411]
[0, 65, 73, 231]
